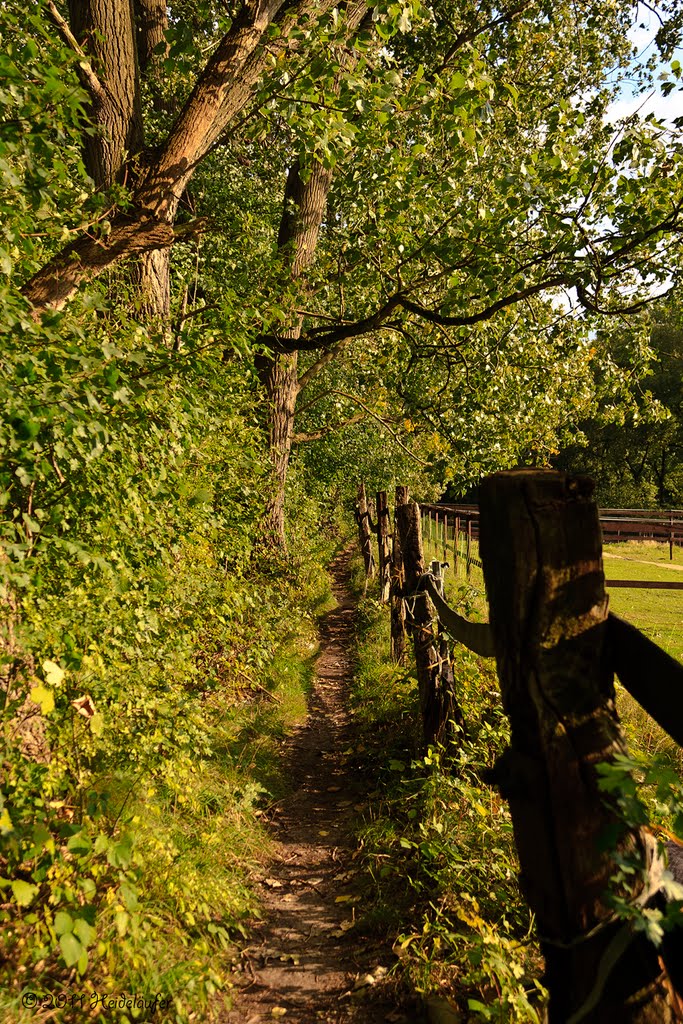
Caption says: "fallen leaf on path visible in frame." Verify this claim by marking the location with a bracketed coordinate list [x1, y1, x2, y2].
[327, 785, 341, 792]
[318, 830, 330, 837]
[334, 894, 355, 903]
[271, 1008, 287, 1018]
[263, 878, 283, 888]
[329, 919, 355, 937]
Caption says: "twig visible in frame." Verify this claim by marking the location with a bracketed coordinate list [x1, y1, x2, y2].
[45, 1, 107, 102]
[236, 668, 283, 704]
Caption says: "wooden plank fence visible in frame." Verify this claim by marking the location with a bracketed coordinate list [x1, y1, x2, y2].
[356, 470, 683, 1023]
[421, 501, 683, 561]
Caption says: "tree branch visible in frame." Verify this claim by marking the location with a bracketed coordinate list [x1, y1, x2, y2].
[293, 411, 365, 442]
[45, 0, 107, 102]
[297, 337, 354, 389]
[326, 389, 431, 466]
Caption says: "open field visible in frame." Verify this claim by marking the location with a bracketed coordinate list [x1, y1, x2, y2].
[602, 541, 683, 663]
[424, 532, 683, 769]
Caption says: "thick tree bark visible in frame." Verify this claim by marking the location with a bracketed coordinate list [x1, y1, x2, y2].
[23, 0, 340, 314]
[137, 247, 171, 325]
[68, 0, 144, 189]
[260, 158, 333, 548]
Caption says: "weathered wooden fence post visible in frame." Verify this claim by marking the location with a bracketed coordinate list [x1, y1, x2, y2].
[356, 482, 375, 582]
[396, 499, 463, 747]
[454, 514, 460, 575]
[390, 486, 409, 664]
[465, 516, 472, 577]
[376, 490, 391, 604]
[479, 468, 675, 1024]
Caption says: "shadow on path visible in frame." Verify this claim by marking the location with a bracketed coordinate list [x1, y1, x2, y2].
[223, 549, 416, 1024]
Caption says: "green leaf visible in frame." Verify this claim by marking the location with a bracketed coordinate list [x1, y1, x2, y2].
[90, 712, 104, 737]
[54, 910, 73, 936]
[12, 880, 38, 906]
[42, 659, 65, 686]
[29, 683, 54, 714]
[59, 931, 83, 967]
[67, 831, 91, 857]
[115, 909, 130, 937]
[73, 918, 96, 947]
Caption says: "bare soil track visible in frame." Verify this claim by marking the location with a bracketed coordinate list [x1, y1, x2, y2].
[224, 550, 418, 1024]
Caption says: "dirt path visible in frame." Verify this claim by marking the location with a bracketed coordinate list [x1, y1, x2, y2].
[224, 550, 414, 1024]
[603, 552, 683, 571]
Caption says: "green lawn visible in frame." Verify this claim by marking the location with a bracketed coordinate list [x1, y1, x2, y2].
[423, 528, 683, 768]
[601, 542, 683, 664]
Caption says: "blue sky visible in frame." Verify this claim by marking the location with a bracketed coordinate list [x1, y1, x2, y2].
[608, 5, 683, 123]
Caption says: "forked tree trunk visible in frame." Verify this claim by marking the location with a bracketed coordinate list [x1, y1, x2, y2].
[24, 0, 337, 314]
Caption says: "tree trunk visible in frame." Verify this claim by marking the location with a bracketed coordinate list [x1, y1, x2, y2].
[260, 158, 333, 548]
[23, 0, 337, 313]
[134, 0, 171, 321]
[134, 0, 168, 71]
[137, 247, 171, 326]
[262, 351, 301, 549]
[68, 0, 144, 189]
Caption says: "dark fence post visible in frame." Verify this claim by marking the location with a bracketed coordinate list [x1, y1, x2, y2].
[479, 468, 675, 1024]
[454, 515, 460, 574]
[390, 485, 409, 664]
[376, 490, 391, 604]
[466, 517, 472, 577]
[356, 482, 375, 582]
[396, 500, 462, 748]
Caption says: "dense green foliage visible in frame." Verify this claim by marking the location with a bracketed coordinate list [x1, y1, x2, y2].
[3, 0, 683, 1019]
[556, 294, 683, 506]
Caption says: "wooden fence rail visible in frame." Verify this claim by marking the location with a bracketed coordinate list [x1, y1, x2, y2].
[421, 501, 683, 560]
[357, 470, 683, 1023]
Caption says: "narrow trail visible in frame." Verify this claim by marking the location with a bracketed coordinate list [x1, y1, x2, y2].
[224, 549, 412, 1024]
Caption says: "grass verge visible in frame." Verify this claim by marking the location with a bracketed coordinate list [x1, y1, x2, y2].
[347, 555, 545, 1023]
